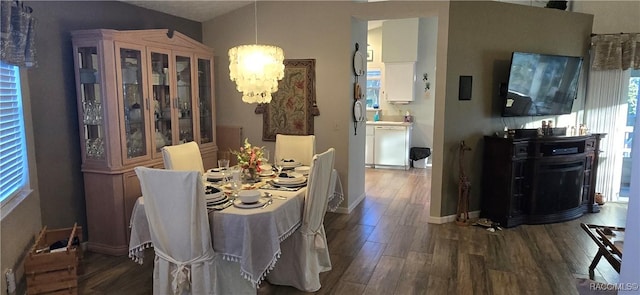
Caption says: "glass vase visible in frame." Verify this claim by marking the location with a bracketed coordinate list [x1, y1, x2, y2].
[243, 167, 259, 183]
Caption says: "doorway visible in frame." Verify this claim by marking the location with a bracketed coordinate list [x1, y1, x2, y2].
[365, 17, 437, 167]
[618, 69, 639, 202]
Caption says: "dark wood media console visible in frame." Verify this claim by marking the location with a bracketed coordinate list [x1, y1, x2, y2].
[481, 133, 604, 228]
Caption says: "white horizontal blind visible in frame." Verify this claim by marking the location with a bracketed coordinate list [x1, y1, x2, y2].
[0, 61, 27, 201]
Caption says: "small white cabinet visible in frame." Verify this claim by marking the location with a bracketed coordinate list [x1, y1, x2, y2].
[381, 18, 419, 63]
[384, 62, 416, 103]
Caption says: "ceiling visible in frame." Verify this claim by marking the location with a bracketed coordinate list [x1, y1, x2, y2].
[120, 1, 549, 25]
[120, 0, 252, 22]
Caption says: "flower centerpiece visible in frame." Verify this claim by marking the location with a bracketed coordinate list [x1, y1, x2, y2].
[231, 138, 265, 182]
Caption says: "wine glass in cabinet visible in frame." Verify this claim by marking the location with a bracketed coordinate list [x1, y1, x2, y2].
[75, 46, 106, 163]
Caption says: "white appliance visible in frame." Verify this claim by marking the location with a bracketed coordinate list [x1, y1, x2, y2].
[365, 125, 374, 165]
[373, 125, 410, 169]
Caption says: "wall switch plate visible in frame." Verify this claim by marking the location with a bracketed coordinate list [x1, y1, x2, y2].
[5, 268, 16, 294]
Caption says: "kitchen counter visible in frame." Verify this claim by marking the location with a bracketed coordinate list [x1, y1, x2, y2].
[366, 121, 413, 126]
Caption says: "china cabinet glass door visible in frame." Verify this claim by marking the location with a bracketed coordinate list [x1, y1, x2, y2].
[198, 57, 213, 144]
[175, 54, 194, 144]
[150, 50, 171, 155]
[118, 46, 148, 160]
[77, 46, 104, 160]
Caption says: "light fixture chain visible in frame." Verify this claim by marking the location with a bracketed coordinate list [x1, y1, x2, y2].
[254, 0, 258, 44]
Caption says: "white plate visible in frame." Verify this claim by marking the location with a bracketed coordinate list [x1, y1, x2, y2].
[278, 160, 301, 168]
[274, 175, 306, 185]
[208, 201, 232, 210]
[258, 170, 275, 177]
[205, 192, 225, 201]
[205, 171, 225, 180]
[294, 166, 310, 175]
[207, 198, 229, 206]
[268, 180, 307, 188]
[233, 198, 268, 209]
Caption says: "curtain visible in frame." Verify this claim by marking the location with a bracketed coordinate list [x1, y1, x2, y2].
[586, 33, 639, 202]
[591, 33, 640, 71]
[584, 69, 630, 201]
[0, 1, 36, 67]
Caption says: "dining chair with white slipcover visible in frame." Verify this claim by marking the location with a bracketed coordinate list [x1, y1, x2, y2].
[266, 148, 335, 292]
[274, 134, 316, 166]
[134, 167, 253, 294]
[161, 141, 205, 173]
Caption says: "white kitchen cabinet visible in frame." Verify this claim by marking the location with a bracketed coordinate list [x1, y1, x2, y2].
[365, 125, 374, 165]
[384, 62, 415, 103]
[366, 122, 412, 170]
[381, 18, 419, 63]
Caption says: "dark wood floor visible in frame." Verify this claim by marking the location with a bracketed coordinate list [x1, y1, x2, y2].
[77, 167, 628, 294]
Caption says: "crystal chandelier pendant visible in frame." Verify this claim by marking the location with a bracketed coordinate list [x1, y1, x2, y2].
[228, 0, 285, 104]
[228, 44, 285, 104]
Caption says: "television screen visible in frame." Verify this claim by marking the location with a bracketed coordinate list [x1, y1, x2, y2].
[502, 52, 583, 117]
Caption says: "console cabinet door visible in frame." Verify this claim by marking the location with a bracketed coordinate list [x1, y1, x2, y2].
[509, 160, 526, 216]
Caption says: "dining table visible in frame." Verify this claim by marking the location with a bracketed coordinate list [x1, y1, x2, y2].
[129, 181, 306, 288]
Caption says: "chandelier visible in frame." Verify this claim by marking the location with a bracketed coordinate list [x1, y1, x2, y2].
[228, 1, 285, 104]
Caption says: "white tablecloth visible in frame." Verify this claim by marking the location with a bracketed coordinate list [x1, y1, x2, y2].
[129, 187, 305, 287]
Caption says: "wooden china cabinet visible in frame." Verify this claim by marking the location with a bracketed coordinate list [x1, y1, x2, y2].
[71, 29, 217, 255]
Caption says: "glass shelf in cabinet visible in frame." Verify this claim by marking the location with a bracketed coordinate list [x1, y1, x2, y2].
[128, 119, 144, 125]
[79, 68, 98, 84]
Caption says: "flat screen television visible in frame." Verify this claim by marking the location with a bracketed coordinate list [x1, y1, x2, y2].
[501, 52, 583, 117]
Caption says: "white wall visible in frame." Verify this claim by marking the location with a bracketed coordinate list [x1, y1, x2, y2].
[571, 1, 640, 34]
[413, 17, 438, 150]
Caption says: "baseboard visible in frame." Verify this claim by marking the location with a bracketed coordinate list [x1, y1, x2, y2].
[428, 210, 480, 224]
[333, 192, 366, 214]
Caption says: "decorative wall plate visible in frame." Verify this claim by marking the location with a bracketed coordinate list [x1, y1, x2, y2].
[353, 51, 365, 76]
[353, 100, 365, 122]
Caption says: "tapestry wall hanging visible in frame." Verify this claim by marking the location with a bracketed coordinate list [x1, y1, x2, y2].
[256, 59, 319, 141]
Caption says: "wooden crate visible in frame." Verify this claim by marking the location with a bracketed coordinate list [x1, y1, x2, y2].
[24, 223, 83, 295]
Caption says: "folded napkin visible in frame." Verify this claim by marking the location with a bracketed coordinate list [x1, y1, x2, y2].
[278, 159, 300, 168]
[262, 183, 304, 191]
[275, 172, 305, 184]
[221, 182, 266, 191]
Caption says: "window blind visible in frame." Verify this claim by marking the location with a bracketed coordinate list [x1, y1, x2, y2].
[0, 62, 27, 201]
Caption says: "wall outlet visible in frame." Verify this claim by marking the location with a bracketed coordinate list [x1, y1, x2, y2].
[5, 268, 16, 294]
